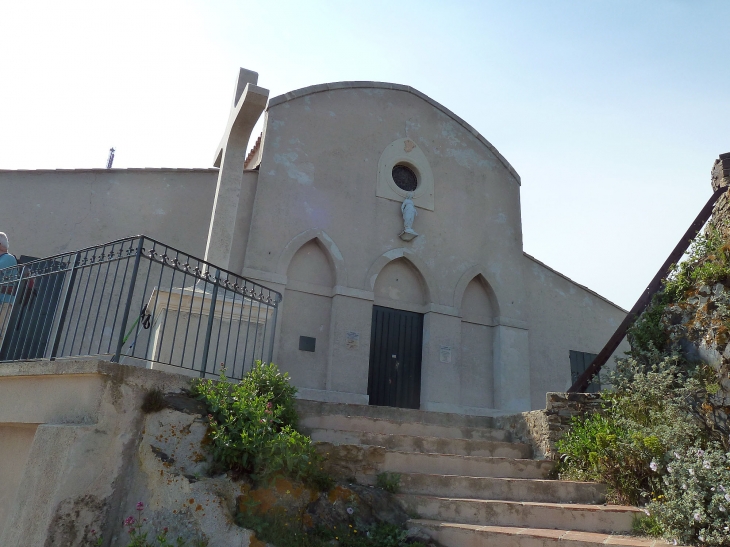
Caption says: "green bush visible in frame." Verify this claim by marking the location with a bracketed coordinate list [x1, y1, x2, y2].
[664, 225, 730, 303]
[626, 293, 672, 357]
[556, 354, 705, 505]
[647, 445, 730, 546]
[243, 361, 300, 428]
[557, 412, 661, 505]
[190, 362, 328, 487]
[558, 222, 730, 544]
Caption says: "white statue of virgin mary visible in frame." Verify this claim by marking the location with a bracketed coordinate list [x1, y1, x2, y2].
[400, 192, 418, 241]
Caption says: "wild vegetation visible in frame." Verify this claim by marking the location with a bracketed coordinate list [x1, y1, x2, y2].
[556, 225, 730, 546]
[190, 362, 427, 547]
[190, 362, 330, 489]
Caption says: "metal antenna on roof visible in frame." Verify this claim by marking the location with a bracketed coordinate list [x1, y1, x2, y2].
[106, 147, 115, 169]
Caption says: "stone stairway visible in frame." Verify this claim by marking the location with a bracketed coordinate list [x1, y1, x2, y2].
[297, 400, 678, 547]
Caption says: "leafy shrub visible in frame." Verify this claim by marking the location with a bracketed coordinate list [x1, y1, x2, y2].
[558, 222, 730, 544]
[557, 412, 661, 505]
[557, 355, 705, 504]
[190, 362, 328, 487]
[626, 293, 672, 357]
[647, 445, 730, 546]
[243, 361, 300, 428]
[664, 224, 730, 303]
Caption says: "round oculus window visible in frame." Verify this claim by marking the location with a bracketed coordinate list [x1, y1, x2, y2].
[392, 164, 418, 192]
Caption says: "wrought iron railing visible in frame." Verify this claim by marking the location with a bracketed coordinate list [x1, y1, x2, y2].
[0, 236, 281, 379]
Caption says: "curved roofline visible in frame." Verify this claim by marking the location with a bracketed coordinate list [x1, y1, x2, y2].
[268, 81, 521, 185]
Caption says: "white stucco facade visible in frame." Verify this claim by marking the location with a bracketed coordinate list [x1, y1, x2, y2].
[0, 69, 628, 413]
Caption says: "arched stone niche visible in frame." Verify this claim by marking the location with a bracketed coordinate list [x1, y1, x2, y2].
[376, 138, 435, 211]
[279, 239, 335, 390]
[288, 240, 335, 287]
[373, 257, 428, 312]
[460, 274, 498, 409]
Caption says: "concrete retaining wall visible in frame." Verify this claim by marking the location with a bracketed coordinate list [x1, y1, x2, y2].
[0, 358, 253, 547]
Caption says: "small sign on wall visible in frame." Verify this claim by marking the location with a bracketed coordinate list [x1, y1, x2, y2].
[439, 345, 452, 364]
[299, 336, 316, 352]
[346, 331, 360, 349]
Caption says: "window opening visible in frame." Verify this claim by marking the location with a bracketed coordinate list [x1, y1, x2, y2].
[392, 164, 418, 192]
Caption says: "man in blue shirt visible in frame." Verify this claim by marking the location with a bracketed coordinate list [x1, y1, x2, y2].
[0, 233, 17, 269]
[0, 232, 18, 344]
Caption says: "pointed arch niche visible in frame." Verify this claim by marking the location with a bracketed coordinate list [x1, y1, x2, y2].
[373, 257, 428, 311]
[460, 274, 498, 408]
[279, 238, 336, 390]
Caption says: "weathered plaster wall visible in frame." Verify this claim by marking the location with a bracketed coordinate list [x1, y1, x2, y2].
[0, 424, 37, 534]
[247, 85, 525, 311]
[0, 168, 218, 259]
[523, 253, 629, 409]
[242, 84, 531, 412]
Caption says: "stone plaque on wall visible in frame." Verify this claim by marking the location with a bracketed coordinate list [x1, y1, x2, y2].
[439, 345, 452, 363]
[346, 331, 360, 349]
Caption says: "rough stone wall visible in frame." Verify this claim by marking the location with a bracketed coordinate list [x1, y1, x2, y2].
[709, 153, 730, 236]
[496, 392, 604, 460]
[542, 392, 604, 459]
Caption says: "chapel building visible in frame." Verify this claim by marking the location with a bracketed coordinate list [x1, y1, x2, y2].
[0, 68, 628, 413]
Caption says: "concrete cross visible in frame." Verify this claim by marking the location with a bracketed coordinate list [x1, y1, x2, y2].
[204, 68, 269, 271]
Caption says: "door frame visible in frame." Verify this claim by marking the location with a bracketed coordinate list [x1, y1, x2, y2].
[367, 305, 424, 409]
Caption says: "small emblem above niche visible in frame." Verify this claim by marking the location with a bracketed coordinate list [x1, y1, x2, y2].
[376, 137, 434, 211]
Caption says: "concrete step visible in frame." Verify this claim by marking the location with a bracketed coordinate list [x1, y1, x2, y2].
[381, 450, 553, 479]
[408, 520, 679, 547]
[398, 473, 606, 504]
[296, 399, 503, 430]
[300, 414, 510, 442]
[308, 428, 532, 458]
[399, 495, 642, 534]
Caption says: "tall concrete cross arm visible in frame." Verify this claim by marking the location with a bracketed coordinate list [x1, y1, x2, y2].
[205, 68, 269, 270]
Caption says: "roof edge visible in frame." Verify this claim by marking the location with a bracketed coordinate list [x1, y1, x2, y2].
[523, 252, 628, 314]
[268, 81, 521, 185]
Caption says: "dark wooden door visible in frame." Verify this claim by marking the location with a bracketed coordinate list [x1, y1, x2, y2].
[569, 350, 601, 393]
[368, 306, 423, 409]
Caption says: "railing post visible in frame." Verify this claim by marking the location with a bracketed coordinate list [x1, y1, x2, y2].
[45, 253, 80, 360]
[266, 301, 278, 365]
[113, 237, 144, 363]
[199, 274, 219, 378]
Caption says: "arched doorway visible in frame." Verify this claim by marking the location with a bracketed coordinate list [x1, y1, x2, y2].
[368, 257, 427, 408]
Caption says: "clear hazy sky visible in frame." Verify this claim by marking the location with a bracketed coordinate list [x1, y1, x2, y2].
[1, 1, 728, 310]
